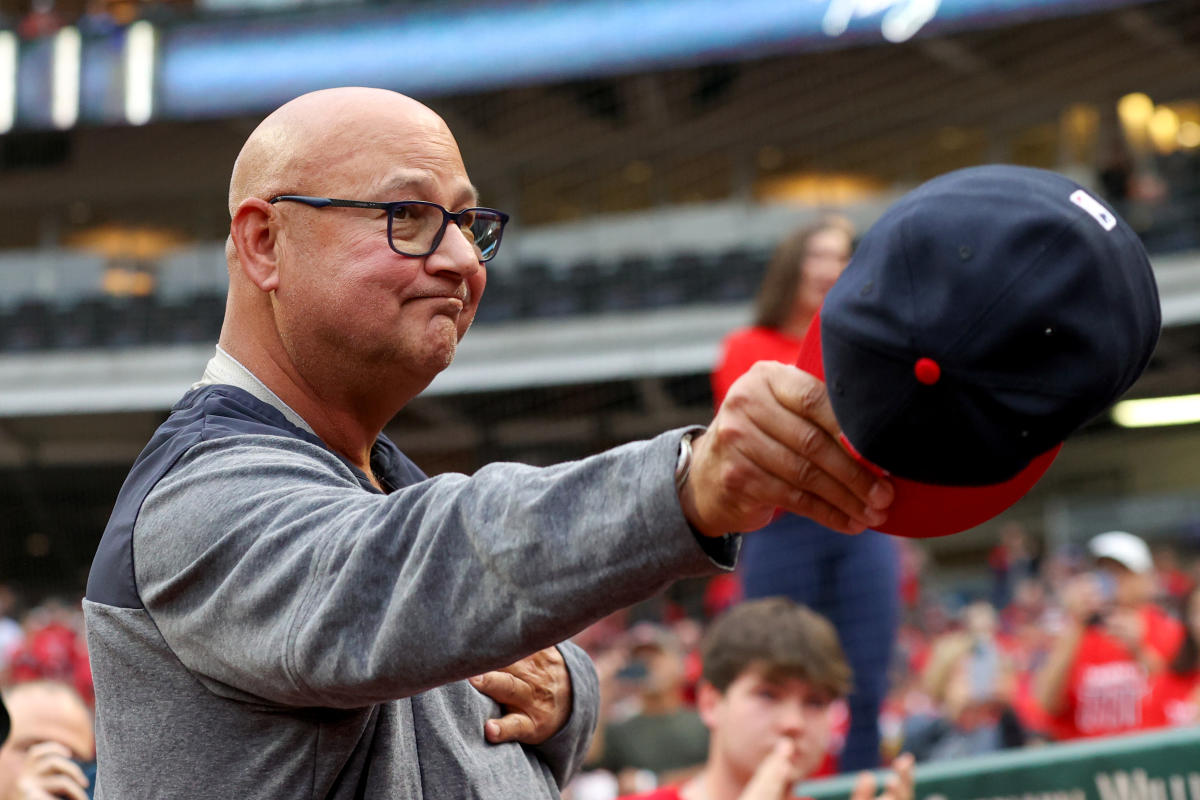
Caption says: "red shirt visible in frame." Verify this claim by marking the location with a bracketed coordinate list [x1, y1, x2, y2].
[622, 787, 685, 800]
[621, 786, 815, 800]
[1046, 606, 1184, 740]
[1144, 668, 1200, 728]
[711, 326, 805, 408]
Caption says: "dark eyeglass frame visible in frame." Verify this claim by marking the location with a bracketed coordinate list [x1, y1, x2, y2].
[268, 195, 510, 262]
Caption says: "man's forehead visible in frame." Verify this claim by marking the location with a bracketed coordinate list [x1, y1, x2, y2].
[373, 168, 479, 207]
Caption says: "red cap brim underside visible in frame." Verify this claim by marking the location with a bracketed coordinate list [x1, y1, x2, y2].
[797, 310, 1060, 539]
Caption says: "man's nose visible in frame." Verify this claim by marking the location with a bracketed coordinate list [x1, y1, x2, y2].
[425, 223, 481, 280]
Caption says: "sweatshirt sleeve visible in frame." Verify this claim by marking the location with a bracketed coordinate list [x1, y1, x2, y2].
[134, 428, 737, 709]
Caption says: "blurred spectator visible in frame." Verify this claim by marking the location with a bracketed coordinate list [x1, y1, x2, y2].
[594, 624, 709, 794]
[702, 575, 742, 622]
[0, 681, 93, 800]
[17, 0, 62, 38]
[0, 590, 21, 678]
[76, 0, 121, 36]
[1034, 531, 1184, 740]
[622, 597, 913, 800]
[711, 217, 899, 772]
[897, 540, 926, 615]
[1097, 141, 1134, 216]
[4, 601, 92, 708]
[901, 602, 1025, 762]
[1152, 544, 1193, 606]
[988, 523, 1036, 611]
[1144, 583, 1200, 728]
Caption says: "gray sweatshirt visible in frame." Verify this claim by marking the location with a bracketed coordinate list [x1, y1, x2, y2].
[84, 353, 737, 799]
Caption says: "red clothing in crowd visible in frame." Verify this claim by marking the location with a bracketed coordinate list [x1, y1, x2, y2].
[1045, 606, 1183, 740]
[7, 621, 94, 705]
[1144, 668, 1200, 728]
[711, 327, 805, 408]
[622, 787, 814, 800]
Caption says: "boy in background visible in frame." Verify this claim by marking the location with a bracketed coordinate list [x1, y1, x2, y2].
[625, 598, 913, 800]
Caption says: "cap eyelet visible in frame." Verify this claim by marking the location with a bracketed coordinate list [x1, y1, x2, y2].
[914, 358, 941, 385]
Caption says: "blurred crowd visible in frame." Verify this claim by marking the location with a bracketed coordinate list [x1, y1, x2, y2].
[2, 526, 1200, 800]
[558, 527, 1200, 799]
[2, 0, 188, 39]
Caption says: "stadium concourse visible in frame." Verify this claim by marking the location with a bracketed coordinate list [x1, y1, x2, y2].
[0, 0, 1199, 797]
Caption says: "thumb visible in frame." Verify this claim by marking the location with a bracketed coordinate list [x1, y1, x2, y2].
[484, 712, 536, 744]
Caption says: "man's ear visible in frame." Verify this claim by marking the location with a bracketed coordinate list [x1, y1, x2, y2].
[230, 198, 280, 293]
[696, 681, 721, 730]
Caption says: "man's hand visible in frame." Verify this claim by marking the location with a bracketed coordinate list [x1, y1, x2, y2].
[469, 646, 572, 746]
[6, 742, 90, 800]
[681, 361, 893, 537]
[849, 754, 915, 800]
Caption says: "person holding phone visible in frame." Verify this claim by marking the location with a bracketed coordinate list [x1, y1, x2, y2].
[1033, 531, 1184, 741]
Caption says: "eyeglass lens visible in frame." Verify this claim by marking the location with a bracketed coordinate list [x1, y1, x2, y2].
[390, 203, 505, 261]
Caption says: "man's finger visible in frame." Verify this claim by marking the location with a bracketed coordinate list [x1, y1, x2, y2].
[730, 421, 886, 529]
[484, 712, 537, 744]
[705, 364, 893, 523]
[758, 360, 845, 440]
[470, 669, 531, 707]
[753, 368, 892, 511]
[735, 467, 870, 535]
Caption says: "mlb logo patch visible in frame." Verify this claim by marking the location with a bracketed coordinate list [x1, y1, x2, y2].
[1070, 189, 1117, 231]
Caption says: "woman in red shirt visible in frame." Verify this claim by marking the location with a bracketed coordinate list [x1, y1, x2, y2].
[712, 218, 853, 405]
[711, 217, 901, 772]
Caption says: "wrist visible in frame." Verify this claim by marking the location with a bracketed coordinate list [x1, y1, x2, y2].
[675, 430, 728, 538]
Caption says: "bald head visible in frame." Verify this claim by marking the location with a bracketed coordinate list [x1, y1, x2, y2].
[220, 87, 486, 447]
[228, 88, 459, 217]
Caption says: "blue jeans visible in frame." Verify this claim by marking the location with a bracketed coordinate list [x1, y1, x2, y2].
[740, 516, 899, 772]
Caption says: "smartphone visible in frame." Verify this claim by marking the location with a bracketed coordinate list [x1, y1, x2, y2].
[74, 759, 97, 800]
[616, 659, 649, 683]
[1087, 571, 1118, 627]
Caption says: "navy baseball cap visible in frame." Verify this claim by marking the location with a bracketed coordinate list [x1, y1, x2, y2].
[797, 165, 1160, 538]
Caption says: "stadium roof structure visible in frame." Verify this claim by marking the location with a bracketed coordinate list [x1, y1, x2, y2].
[3, 0, 1161, 129]
[155, 0, 1158, 120]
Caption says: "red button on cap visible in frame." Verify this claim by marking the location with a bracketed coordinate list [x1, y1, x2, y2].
[914, 357, 941, 385]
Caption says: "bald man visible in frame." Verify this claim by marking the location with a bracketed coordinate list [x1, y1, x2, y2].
[84, 88, 892, 800]
[0, 682, 94, 800]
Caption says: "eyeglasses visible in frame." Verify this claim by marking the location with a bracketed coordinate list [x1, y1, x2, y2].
[268, 196, 510, 263]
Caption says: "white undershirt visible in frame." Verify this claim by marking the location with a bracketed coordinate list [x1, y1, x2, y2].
[192, 345, 316, 436]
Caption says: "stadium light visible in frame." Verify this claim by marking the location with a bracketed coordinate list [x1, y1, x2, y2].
[1148, 106, 1180, 155]
[1180, 121, 1200, 149]
[125, 21, 156, 126]
[1111, 394, 1200, 428]
[0, 31, 16, 134]
[52, 27, 81, 129]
